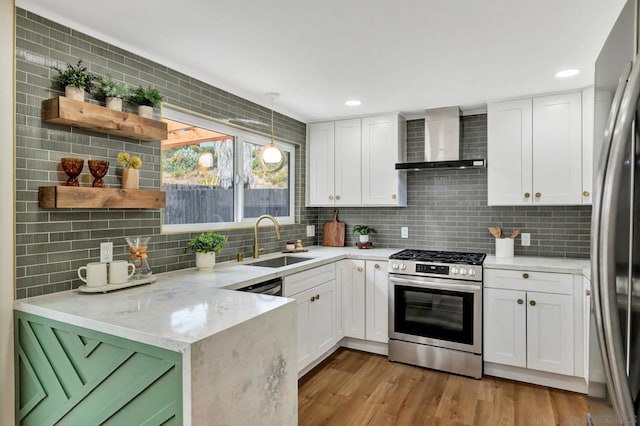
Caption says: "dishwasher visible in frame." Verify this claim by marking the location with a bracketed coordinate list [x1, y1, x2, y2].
[237, 277, 283, 296]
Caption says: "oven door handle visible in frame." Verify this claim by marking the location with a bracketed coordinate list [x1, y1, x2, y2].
[390, 276, 481, 293]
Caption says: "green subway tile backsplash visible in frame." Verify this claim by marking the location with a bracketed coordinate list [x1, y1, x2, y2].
[15, 8, 316, 298]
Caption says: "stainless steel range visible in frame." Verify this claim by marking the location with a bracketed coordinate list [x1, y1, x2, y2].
[388, 249, 486, 379]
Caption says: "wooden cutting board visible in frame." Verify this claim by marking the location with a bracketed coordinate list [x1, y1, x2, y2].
[322, 209, 345, 247]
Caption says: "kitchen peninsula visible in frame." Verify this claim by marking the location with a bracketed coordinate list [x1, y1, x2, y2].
[14, 273, 297, 425]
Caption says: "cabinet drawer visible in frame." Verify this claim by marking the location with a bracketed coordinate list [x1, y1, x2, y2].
[284, 263, 336, 296]
[485, 269, 572, 295]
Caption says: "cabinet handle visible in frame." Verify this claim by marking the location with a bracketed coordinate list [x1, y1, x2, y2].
[316, 294, 320, 300]
[391, 194, 397, 200]
[586, 289, 592, 296]
[310, 296, 315, 302]
[517, 299, 524, 305]
[522, 273, 529, 279]
[535, 192, 542, 198]
[328, 195, 334, 201]
[530, 300, 536, 306]
[357, 266, 363, 272]
[524, 192, 531, 198]
[374, 264, 380, 269]
[335, 195, 341, 200]
[583, 190, 590, 197]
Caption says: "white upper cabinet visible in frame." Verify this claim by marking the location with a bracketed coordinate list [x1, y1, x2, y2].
[582, 86, 594, 205]
[307, 121, 335, 206]
[532, 93, 582, 205]
[488, 91, 586, 206]
[487, 99, 533, 205]
[334, 119, 362, 205]
[307, 114, 406, 207]
[361, 115, 407, 206]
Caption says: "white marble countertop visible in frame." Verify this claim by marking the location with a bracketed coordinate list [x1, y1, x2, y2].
[484, 255, 591, 279]
[13, 246, 399, 352]
[15, 246, 591, 352]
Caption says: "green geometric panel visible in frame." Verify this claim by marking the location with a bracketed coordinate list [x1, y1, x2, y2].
[14, 311, 183, 426]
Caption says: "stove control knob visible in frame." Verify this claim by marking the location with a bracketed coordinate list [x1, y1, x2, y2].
[451, 267, 459, 274]
[459, 268, 467, 275]
[391, 262, 399, 270]
[469, 269, 476, 276]
[400, 263, 407, 270]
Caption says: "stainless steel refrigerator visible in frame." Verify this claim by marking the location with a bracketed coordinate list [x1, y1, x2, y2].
[590, 0, 640, 424]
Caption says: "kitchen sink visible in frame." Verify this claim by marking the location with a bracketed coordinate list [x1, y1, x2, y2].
[247, 256, 314, 268]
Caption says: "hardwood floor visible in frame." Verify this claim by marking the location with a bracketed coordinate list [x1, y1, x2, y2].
[298, 349, 587, 426]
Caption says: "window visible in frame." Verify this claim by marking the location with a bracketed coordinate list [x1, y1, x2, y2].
[161, 106, 295, 233]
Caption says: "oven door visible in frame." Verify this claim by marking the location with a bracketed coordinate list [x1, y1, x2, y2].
[389, 275, 482, 354]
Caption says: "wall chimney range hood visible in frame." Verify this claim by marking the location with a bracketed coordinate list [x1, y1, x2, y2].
[395, 106, 486, 170]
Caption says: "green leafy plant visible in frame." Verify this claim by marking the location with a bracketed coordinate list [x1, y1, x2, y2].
[98, 76, 130, 99]
[51, 59, 95, 92]
[128, 86, 163, 107]
[185, 232, 227, 254]
[352, 225, 377, 236]
[162, 147, 200, 176]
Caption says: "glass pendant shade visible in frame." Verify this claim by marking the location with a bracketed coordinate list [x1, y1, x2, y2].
[262, 143, 283, 164]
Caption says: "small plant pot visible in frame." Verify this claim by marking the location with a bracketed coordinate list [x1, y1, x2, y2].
[137, 105, 153, 118]
[196, 252, 216, 271]
[105, 97, 123, 111]
[65, 86, 84, 101]
[122, 167, 139, 190]
[359, 235, 370, 243]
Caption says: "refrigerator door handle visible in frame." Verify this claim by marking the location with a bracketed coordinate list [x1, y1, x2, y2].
[592, 61, 632, 423]
[598, 56, 640, 424]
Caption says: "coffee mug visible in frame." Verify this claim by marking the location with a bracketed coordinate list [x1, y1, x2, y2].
[109, 260, 136, 284]
[78, 262, 108, 287]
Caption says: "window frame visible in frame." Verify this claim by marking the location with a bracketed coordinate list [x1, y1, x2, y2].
[161, 106, 296, 234]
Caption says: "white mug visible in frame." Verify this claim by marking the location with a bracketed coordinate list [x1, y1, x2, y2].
[78, 262, 108, 287]
[109, 260, 136, 284]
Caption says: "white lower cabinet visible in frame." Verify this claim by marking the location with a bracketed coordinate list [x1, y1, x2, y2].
[365, 260, 389, 343]
[285, 264, 338, 372]
[484, 268, 582, 384]
[484, 288, 527, 368]
[337, 259, 366, 339]
[337, 259, 389, 343]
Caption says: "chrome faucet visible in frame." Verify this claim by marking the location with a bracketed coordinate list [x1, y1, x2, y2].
[253, 214, 281, 258]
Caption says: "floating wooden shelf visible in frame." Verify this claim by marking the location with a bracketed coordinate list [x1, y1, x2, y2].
[38, 186, 165, 209]
[42, 96, 168, 141]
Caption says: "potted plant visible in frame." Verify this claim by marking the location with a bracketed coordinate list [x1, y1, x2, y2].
[352, 225, 377, 243]
[128, 86, 163, 118]
[117, 152, 142, 189]
[185, 232, 228, 271]
[98, 76, 130, 111]
[51, 59, 95, 102]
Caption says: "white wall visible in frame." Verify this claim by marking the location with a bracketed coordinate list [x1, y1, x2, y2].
[0, 0, 15, 424]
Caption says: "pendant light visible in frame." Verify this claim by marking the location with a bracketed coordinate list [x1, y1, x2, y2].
[259, 92, 283, 170]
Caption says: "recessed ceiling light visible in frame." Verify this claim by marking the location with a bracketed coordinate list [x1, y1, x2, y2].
[555, 69, 580, 78]
[345, 99, 361, 106]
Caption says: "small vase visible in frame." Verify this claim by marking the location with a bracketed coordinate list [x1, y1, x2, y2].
[196, 252, 216, 271]
[359, 235, 370, 243]
[122, 167, 139, 190]
[60, 157, 84, 186]
[65, 86, 84, 101]
[88, 160, 109, 188]
[137, 105, 153, 118]
[105, 97, 123, 111]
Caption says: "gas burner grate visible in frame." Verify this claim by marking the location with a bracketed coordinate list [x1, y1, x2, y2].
[389, 249, 486, 265]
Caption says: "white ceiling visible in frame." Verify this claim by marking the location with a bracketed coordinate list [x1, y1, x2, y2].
[17, 0, 627, 122]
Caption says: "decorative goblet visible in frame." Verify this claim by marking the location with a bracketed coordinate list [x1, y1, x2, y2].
[88, 160, 109, 188]
[60, 158, 84, 187]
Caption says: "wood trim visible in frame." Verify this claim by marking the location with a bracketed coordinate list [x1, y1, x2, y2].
[42, 97, 168, 141]
[38, 186, 165, 209]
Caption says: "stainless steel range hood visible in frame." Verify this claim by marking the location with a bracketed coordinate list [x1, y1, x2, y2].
[395, 107, 485, 170]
